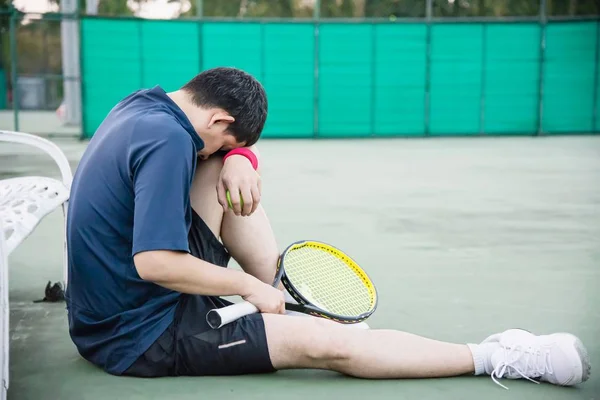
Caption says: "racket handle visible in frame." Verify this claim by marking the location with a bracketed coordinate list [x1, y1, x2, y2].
[206, 301, 259, 329]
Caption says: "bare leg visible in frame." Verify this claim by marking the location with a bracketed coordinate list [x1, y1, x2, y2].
[190, 156, 225, 237]
[263, 314, 474, 379]
[189, 157, 590, 387]
[191, 158, 470, 378]
[190, 155, 279, 284]
[220, 207, 279, 284]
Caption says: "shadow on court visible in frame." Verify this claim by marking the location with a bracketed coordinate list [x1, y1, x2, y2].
[4, 136, 600, 399]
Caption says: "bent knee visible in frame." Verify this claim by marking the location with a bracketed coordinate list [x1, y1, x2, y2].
[303, 318, 352, 363]
[264, 314, 353, 370]
[195, 154, 224, 179]
[190, 154, 226, 235]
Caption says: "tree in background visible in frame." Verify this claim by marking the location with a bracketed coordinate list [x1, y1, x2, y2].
[0, 0, 597, 109]
[179, 0, 241, 17]
[547, 0, 598, 15]
[96, 0, 134, 15]
[179, 0, 313, 18]
[6, 0, 597, 19]
[432, 0, 596, 16]
[365, 0, 426, 17]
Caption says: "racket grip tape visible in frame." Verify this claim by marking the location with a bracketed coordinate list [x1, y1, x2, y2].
[206, 301, 258, 329]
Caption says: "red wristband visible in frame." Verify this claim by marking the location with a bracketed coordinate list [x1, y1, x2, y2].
[223, 148, 259, 170]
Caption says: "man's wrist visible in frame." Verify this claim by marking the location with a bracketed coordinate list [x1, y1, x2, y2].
[238, 272, 261, 298]
[223, 148, 259, 170]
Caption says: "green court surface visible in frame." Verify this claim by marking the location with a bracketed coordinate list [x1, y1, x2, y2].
[3, 136, 600, 399]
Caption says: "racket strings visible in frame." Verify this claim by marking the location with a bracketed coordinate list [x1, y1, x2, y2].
[284, 247, 374, 316]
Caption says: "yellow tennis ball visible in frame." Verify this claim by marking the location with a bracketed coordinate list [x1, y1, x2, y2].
[226, 190, 244, 209]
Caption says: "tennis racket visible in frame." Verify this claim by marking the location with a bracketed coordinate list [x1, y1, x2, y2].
[206, 240, 378, 329]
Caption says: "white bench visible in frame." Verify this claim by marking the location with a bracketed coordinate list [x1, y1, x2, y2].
[0, 130, 72, 400]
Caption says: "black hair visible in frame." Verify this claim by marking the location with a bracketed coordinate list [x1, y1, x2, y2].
[181, 67, 267, 146]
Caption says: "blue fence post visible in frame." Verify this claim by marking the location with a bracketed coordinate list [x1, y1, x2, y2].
[313, 0, 320, 138]
[536, 0, 547, 135]
[196, 0, 203, 17]
[593, 20, 600, 132]
[9, 4, 19, 131]
[479, 23, 487, 135]
[424, 0, 432, 136]
[370, 23, 376, 136]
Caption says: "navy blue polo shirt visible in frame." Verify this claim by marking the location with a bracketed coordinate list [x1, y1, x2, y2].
[65, 86, 203, 375]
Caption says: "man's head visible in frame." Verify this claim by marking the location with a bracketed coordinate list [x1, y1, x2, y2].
[170, 67, 267, 159]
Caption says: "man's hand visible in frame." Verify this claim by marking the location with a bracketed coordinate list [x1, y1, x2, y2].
[242, 279, 286, 315]
[217, 152, 261, 216]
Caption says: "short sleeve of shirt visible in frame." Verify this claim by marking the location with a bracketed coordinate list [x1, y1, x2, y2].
[129, 117, 196, 256]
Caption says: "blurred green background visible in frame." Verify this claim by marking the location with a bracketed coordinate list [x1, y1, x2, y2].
[0, 0, 598, 138]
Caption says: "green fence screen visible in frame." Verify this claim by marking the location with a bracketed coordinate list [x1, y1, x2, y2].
[263, 23, 314, 137]
[81, 18, 599, 138]
[542, 21, 597, 133]
[375, 24, 427, 136]
[485, 24, 541, 134]
[597, 23, 600, 133]
[429, 24, 483, 135]
[82, 19, 141, 134]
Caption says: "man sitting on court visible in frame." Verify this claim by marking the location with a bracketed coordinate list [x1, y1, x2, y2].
[65, 67, 590, 387]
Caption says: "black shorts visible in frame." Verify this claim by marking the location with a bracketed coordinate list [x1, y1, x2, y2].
[123, 210, 276, 377]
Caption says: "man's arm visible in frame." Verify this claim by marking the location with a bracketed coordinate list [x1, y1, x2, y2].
[128, 121, 281, 313]
[218, 144, 263, 216]
[134, 250, 253, 296]
[134, 250, 285, 314]
[247, 144, 261, 174]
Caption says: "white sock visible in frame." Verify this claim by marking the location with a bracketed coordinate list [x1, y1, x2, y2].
[467, 342, 500, 375]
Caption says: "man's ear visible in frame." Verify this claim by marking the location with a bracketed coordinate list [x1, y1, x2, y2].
[208, 111, 235, 128]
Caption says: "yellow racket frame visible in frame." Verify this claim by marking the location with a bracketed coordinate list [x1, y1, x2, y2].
[277, 240, 378, 324]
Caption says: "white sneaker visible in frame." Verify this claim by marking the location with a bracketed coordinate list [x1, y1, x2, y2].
[481, 329, 591, 389]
